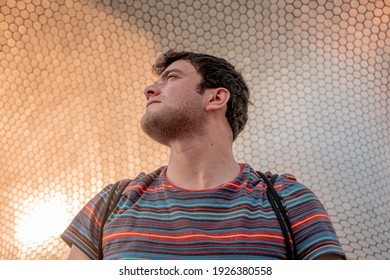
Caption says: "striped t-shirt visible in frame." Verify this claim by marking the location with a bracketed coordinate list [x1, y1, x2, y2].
[61, 164, 345, 259]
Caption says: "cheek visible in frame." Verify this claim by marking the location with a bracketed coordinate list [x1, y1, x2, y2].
[165, 83, 203, 107]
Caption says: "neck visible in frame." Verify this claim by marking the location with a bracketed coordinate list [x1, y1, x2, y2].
[166, 134, 240, 190]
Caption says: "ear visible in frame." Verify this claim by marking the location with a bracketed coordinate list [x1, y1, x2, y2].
[204, 88, 230, 112]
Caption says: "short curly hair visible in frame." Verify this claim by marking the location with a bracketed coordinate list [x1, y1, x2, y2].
[152, 50, 250, 141]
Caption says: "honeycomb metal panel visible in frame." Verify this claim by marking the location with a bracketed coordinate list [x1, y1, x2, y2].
[0, 0, 389, 259]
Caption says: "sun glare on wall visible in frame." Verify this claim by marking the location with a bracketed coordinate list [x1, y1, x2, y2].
[14, 193, 72, 253]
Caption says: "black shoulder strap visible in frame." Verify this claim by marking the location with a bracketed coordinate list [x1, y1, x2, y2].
[257, 171, 297, 259]
[98, 179, 132, 260]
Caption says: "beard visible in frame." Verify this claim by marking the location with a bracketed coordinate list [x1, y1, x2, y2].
[140, 101, 206, 146]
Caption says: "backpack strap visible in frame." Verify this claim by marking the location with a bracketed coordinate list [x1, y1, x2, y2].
[98, 179, 132, 260]
[257, 171, 297, 259]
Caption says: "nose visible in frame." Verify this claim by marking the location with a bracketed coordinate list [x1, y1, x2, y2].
[143, 83, 160, 99]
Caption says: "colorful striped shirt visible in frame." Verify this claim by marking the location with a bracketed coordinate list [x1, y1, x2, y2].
[61, 164, 346, 259]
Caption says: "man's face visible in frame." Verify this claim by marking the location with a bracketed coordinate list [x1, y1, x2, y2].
[140, 60, 207, 145]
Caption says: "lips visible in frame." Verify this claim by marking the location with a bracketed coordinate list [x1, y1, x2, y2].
[146, 100, 161, 108]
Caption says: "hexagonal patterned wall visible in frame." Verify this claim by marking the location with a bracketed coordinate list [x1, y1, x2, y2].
[0, 0, 389, 259]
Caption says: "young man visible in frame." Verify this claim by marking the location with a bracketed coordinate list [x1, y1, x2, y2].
[62, 50, 345, 260]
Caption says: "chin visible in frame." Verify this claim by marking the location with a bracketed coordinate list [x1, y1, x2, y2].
[140, 117, 167, 146]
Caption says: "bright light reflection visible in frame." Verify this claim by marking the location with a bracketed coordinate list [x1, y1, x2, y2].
[15, 193, 71, 250]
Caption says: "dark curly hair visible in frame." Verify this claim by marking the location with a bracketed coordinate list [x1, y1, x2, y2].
[152, 50, 250, 141]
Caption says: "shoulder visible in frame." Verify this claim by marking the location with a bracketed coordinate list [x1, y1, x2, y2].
[269, 172, 315, 200]
[98, 166, 166, 196]
[77, 166, 166, 217]
[250, 169, 317, 203]
[248, 166, 346, 259]
[128, 166, 165, 186]
[251, 168, 305, 192]
[273, 174, 346, 259]
[61, 166, 166, 259]
[271, 172, 300, 187]
[119, 166, 165, 196]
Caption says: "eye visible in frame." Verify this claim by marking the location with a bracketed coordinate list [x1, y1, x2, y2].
[166, 74, 177, 80]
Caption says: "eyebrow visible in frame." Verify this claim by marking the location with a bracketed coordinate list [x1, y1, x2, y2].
[159, 69, 185, 80]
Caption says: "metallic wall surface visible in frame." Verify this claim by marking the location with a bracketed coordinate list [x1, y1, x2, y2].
[0, 0, 389, 259]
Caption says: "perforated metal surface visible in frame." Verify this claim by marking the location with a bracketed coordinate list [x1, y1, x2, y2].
[0, 0, 389, 259]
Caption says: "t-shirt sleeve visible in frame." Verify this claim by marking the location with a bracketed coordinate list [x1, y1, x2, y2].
[61, 183, 118, 260]
[277, 173, 346, 259]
